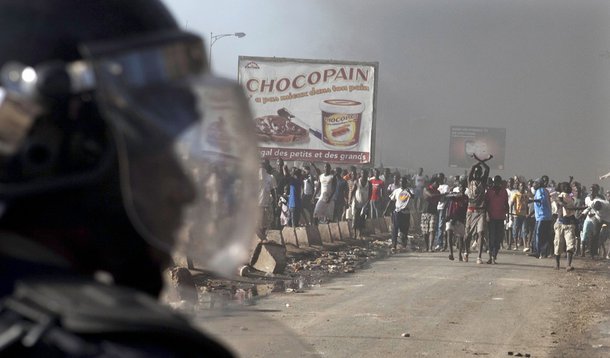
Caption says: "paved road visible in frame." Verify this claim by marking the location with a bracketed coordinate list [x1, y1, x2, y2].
[194, 250, 610, 357]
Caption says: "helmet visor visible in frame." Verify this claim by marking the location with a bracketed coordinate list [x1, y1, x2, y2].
[83, 32, 260, 275]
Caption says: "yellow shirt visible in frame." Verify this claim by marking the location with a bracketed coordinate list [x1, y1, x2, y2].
[511, 191, 528, 216]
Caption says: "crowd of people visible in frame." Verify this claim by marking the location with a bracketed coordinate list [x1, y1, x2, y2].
[257, 156, 610, 271]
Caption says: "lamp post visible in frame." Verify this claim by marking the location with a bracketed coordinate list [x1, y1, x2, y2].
[209, 32, 246, 70]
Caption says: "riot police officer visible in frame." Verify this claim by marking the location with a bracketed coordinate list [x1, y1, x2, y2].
[0, 0, 259, 356]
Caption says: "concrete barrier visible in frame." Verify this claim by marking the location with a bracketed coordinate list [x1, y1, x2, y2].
[307, 225, 323, 246]
[295, 226, 323, 247]
[339, 221, 353, 240]
[294, 227, 307, 247]
[329, 222, 343, 242]
[282, 227, 298, 247]
[247, 233, 262, 266]
[318, 224, 333, 243]
[252, 242, 287, 274]
[265, 229, 284, 245]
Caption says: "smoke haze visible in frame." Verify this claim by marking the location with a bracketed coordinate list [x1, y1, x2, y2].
[167, 0, 610, 184]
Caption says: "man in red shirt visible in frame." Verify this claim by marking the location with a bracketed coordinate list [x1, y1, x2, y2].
[445, 177, 469, 261]
[369, 169, 384, 218]
[485, 175, 509, 264]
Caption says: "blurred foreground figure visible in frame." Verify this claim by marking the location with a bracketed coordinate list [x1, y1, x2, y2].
[0, 0, 259, 356]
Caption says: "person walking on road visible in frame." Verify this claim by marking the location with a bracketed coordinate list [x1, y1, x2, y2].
[531, 177, 553, 259]
[510, 181, 530, 252]
[435, 173, 450, 251]
[384, 176, 414, 251]
[485, 175, 509, 264]
[465, 154, 492, 264]
[444, 178, 469, 261]
[422, 177, 444, 252]
[553, 182, 583, 271]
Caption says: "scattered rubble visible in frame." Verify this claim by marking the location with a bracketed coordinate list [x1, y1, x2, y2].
[168, 237, 398, 310]
[285, 245, 384, 274]
[164, 225, 424, 310]
[271, 280, 285, 292]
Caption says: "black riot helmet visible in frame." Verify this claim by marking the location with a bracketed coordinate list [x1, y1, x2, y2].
[0, 0, 259, 289]
[0, 0, 179, 192]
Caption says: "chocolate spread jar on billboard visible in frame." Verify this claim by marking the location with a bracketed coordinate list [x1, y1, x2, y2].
[319, 99, 365, 147]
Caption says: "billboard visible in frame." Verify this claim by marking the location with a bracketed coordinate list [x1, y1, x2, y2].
[449, 126, 506, 170]
[238, 56, 378, 164]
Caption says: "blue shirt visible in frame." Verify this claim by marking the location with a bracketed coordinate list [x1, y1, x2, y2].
[534, 188, 552, 221]
[334, 177, 348, 202]
[288, 177, 302, 208]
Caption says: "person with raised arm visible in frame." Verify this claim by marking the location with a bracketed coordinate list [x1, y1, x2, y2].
[465, 154, 492, 263]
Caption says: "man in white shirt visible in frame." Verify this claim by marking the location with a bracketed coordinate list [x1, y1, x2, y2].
[553, 182, 581, 271]
[384, 176, 414, 251]
[313, 163, 336, 224]
[434, 173, 450, 251]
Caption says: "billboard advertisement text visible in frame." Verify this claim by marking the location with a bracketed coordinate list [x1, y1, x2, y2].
[238, 56, 378, 164]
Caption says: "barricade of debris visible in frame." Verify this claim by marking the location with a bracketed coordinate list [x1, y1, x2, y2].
[163, 247, 387, 310]
[163, 217, 426, 310]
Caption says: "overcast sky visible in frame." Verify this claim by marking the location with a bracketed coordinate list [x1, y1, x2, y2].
[165, 0, 610, 185]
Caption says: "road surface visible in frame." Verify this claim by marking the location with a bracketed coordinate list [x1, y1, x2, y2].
[194, 250, 610, 357]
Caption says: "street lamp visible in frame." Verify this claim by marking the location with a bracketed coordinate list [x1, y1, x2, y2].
[209, 32, 246, 70]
